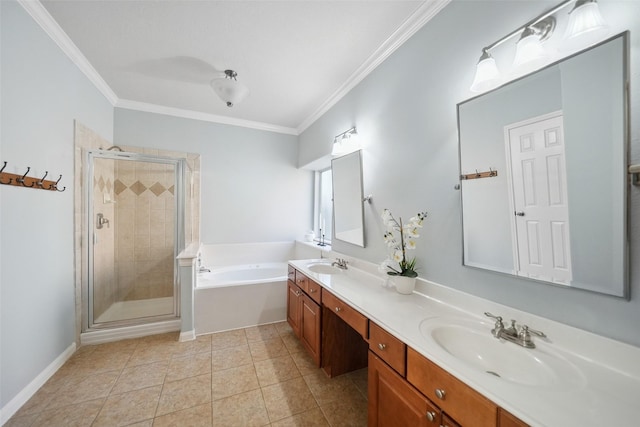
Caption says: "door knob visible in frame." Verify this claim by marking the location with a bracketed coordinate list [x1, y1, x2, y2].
[515, 211, 525, 216]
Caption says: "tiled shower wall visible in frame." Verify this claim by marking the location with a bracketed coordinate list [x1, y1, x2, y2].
[114, 160, 175, 301]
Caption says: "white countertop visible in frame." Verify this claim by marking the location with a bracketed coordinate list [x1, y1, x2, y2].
[289, 258, 640, 427]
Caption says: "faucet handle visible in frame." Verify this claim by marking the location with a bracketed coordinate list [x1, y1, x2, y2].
[484, 312, 503, 324]
[520, 325, 546, 338]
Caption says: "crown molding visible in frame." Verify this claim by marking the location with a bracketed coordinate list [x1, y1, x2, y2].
[115, 99, 299, 136]
[18, 0, 118, 105]
[296, 0, 451, 134]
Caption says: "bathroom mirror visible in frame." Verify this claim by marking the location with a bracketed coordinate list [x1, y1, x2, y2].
[332, 150, 365, 247]
[457, 33, 628, 297]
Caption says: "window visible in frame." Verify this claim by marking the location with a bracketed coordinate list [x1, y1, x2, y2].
[316, 168, 333, 243]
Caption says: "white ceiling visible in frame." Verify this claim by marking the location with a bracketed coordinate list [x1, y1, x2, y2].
[37, 0, 448, 134]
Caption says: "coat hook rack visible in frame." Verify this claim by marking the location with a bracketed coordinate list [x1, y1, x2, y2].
[0, 161, 65, 192]
[460, 168, 498, 181]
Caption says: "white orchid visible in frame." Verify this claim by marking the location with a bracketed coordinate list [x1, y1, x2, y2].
[379, 209, 428, 277]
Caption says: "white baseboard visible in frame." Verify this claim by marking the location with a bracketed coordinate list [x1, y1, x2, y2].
[0, 342, 76, 425]
[179, 330, 196, 342]
[80, 319, 181, 345]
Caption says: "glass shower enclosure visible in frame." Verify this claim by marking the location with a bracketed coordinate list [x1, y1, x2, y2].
[85, 150, 185, 329]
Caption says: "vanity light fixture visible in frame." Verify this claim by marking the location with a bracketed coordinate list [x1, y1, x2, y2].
[331, 127, 359, 156]
[210, 69, 249, 108]
[564, 0, 609, 47]
[469, 0, 608, 93]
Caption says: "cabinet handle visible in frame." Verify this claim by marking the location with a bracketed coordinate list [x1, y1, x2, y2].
[378, 343, 386, 351]
[297, 278, 304, 283]
[426, 411, 436, 422]
[335, 307, 342, 313]
[309, 288, 316, 293]
[295, 291, 301, 296]
[435, 388, 446, 400]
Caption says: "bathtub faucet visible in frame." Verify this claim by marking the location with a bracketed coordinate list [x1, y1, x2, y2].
[198, 266, 211, 273]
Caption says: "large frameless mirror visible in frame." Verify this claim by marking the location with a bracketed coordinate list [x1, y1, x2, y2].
[332, 150, 365, 247]
[457, 32, 629, 297]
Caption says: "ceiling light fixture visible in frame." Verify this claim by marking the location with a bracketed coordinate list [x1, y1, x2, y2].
[210, 69, 249, 108]
[331, 127, 359, 156]
[469, 0, 609, 93]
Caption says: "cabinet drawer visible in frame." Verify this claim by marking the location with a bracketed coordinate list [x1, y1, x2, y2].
[407, 347, 497, 427]
[370, 322, 406, 376]
[498, 409, 529, 427]
[322, 290, 368, 338]
[306, 279, 322, 304]
[294, 270, 309, 293]
[287, 265, 296, 282]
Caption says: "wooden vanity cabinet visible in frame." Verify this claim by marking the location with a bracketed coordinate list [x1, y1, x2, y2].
[498, 409, 529, 427]
[300, 293, 321, 365]
[369, 351, 442, 427]
[287, 270, 322, 366]
[407, 347, 497, 427]
[286, 280, 302, 337]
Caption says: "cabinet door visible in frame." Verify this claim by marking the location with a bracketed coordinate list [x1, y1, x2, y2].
[300, 294, 321, 366]
[442, 414, 462, 427]
[287, 281, 302, 337]
[499, 409, 529, 427]
[369, 351, 440, 427]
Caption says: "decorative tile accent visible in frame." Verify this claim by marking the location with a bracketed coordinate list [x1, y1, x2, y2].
[114, 179, 127, 195]
[98, 176, 105, 192]
[149, 182, 166, 197]
[168, 185, 175, 195]
[130, 180, 147, 196]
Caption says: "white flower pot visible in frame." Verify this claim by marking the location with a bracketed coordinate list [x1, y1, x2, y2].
[391, 276, 416, 294]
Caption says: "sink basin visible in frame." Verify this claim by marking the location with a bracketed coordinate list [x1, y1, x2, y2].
[307, 263, 343, 275]
[420, 317, 585, 389]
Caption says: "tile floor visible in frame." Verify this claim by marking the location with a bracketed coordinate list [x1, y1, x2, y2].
[6, 322, 368, 427]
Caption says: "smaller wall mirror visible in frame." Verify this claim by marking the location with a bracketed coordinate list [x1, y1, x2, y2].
[332, 150, 365, 247]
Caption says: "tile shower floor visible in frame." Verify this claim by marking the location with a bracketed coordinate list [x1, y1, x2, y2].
[6, 322, 368, 427]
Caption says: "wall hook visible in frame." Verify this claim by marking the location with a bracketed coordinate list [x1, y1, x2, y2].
[17, 167, 35, 187]
[0, 161, 12, 184]
[363, 195, 373, 203]
[50, 174, 65, 192]
[36, 171, 49, 188]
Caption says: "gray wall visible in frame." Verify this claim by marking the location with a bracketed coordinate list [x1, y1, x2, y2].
[299, 0, 640, 347]
[114, 109, 313, 244]
[1, 0, 114, 409]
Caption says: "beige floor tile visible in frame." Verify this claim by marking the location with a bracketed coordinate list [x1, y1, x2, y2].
[156, 373, 211, 416]
[93, 386, 162, 427]
[127, 343, 175, 367]
[125, 420, 153, 427]
[249, 337, 289, 362]
[31, 398, 104, 427]
[280, 331, 306, 354]
[254, 354, 301, 387]
[303, 370, 363, 406]
[58, 351, 131, 378]
[92, 338, 140, 355]
[211, 343, 252, 371]
[270, 407, 330, 427]
[211, 364, 260, 401]
[172, 335, 212, 357]
[211, 389, 269, 427]
[4, 413, 39, 427]
[262, 377, 318, 422]
[166, 351, 211, 382]
[153, 403, 212, 426]
[319, 391, 368, 427]
[12, 388, 57, 418]
[290, 350, 319, 376]
[274, 321, 293, 336]
[46, 370, 120, 409]
[210, 329, 247, 351]
[138, 332, 179, 346]
[244, 324, 280, 342]
[111, 361, 168, 394]
[345, 368, 368, 399]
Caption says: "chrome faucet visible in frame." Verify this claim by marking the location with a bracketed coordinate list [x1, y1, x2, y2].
[331, 258, 348, 270]
[484, 312, 546, 349]
[197, 254, 210, 273]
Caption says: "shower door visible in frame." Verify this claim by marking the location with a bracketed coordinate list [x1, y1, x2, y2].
[86, 150, 184, 329]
